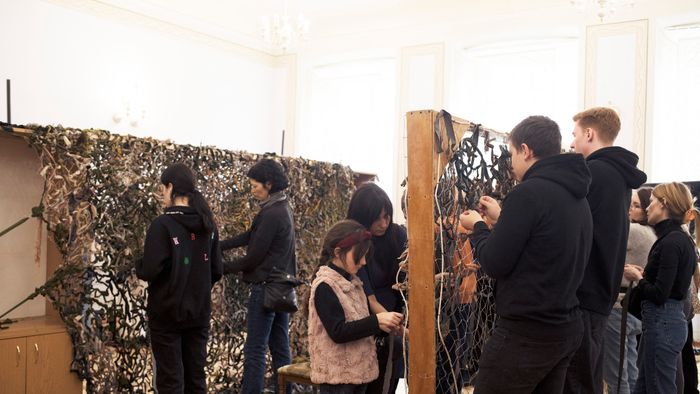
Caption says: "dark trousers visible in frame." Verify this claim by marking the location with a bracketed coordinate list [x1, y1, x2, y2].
[150, 324, 209, 394]
[474, 318, 583, 393]
[563, 309, 608, 394]
[365, 336, 400, 394]
[320, 383, 368, 394]
[682, 319, 699, 394]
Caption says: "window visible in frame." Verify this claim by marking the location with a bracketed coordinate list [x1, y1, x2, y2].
[300, 58, 397, 195]
[650, 25, 700, 182]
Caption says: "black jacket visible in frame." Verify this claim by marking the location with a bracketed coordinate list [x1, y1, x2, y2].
[577, 147, 647, 315]
[470, 153, 593, 328]
[136, 206, 223, 329]
[358, 223, 407, 313]
[221, 199, 296, 283]
[638, 220, 696, 304]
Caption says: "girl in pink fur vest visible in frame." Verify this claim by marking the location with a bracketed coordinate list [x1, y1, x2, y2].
[308, 220, 404, 394]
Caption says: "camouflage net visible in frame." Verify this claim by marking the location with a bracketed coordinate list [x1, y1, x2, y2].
[399, 113, 515, 393]
[2, 123, 354, 393]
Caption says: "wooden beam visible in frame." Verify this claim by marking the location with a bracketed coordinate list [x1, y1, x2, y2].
[406, 110, 437, 393]
[0, 122, 33, 137]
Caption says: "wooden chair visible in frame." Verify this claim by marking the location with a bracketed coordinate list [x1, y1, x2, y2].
[277, 361, 319, 394]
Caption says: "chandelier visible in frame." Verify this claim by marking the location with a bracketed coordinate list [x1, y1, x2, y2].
[260, 1, 310, 53]
[570, 0, 635, 21]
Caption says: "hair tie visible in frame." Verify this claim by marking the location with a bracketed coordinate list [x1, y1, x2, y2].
[336, 230, 371, 249]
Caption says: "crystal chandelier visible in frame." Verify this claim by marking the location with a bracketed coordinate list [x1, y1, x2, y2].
[570, 0, 635, 21]
[260, 1, 309, 53]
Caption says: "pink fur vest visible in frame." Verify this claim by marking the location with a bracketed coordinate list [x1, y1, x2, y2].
[308, 265, 379, 384]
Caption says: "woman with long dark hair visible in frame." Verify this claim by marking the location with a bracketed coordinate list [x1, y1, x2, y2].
[136, 163, 223, 393]
[221, 158, 296, 393]
[346, 183, 407, 394]
[623, 182, 700, 393]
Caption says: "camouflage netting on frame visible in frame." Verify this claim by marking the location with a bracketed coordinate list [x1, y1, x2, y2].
[11, 124, 354, 393]
[428, 119, 515, 393]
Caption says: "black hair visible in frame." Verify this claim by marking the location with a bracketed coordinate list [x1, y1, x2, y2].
[247, 159, 289, 193]
[160, 163, 216, 234]
[347, 183, 393, 229]
[509, 115, 562, 159]
[318, 220, 372, 269]
[635, 187, 653, 226]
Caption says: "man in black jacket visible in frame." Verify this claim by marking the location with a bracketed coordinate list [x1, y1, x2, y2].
[460, 115, 593, 393]
[563, 107, 647, 393]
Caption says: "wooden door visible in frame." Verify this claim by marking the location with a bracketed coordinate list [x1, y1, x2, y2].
[26, 332, 82, 394]
[0, 337, 27, 394]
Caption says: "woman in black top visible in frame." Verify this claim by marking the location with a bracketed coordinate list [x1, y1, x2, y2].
[347, 183, 407, 394]
[220, 159, 296, 394]
[623, 182, 700, 394]
[136, 163, 223, 394]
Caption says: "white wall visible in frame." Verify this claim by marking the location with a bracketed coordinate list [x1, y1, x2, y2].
[0, 0, 289, 154]
[292, 0, 700, 212]
[0, 136, 47, 319]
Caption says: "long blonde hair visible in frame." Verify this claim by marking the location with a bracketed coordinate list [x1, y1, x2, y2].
[652, 182, 700, 246]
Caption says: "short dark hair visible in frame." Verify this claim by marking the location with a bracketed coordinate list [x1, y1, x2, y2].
[509, 116, 562, 159]
[247, 159, 289, 193]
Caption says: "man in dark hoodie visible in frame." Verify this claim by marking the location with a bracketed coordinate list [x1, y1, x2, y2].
[460, 115, 593, 393]
[563, 107, 647, 394]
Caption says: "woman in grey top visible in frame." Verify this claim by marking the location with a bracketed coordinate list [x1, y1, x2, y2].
[603, 187, 656, 394]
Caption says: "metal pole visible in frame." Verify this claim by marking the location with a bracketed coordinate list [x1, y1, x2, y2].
[281, 129, 286, 156]
[6, 79, 10, 124]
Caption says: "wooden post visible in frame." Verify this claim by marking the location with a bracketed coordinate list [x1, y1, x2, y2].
[406, 110, 473, 393]
[406, 110, 437, 393]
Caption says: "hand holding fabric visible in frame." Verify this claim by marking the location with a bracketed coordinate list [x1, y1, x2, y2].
[459, 210, 484, 231]
[478, 195, 501, 223]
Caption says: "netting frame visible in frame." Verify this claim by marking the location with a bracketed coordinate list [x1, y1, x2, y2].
[405, 110, 509, 393]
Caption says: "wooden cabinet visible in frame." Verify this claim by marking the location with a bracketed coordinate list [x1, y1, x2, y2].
[0, 317, 82, 394]
[0, 337, 26, 393]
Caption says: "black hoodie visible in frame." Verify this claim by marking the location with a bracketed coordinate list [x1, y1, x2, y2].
[470, 154, 593, 330]
[577, 146, 647, 315]
[136, 206, 223, 329]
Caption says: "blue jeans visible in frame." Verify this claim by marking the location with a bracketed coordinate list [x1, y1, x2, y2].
[633, 299, 687, 394]
[604, 308, 643, 394]
[241, 284, 292, 394]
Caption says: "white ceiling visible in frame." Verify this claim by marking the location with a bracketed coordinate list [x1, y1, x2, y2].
[95, 0, 573, 53]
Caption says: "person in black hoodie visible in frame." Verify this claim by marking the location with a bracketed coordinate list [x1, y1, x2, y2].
[136, 163, 223, 394]
[460, 115, 593, 393]
[564, 107, 647, 394]
[220, 158, 296, 394]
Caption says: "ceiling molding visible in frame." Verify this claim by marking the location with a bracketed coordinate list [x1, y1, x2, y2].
[44, 0, 283, 60]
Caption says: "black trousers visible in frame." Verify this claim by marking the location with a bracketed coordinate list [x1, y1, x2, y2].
[474, 318, 583, 394]
[150, 324, 209, 394]
[365, 336, 400, 394]
[682, 319, 699, 394]
[563, 309, 608, 394]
